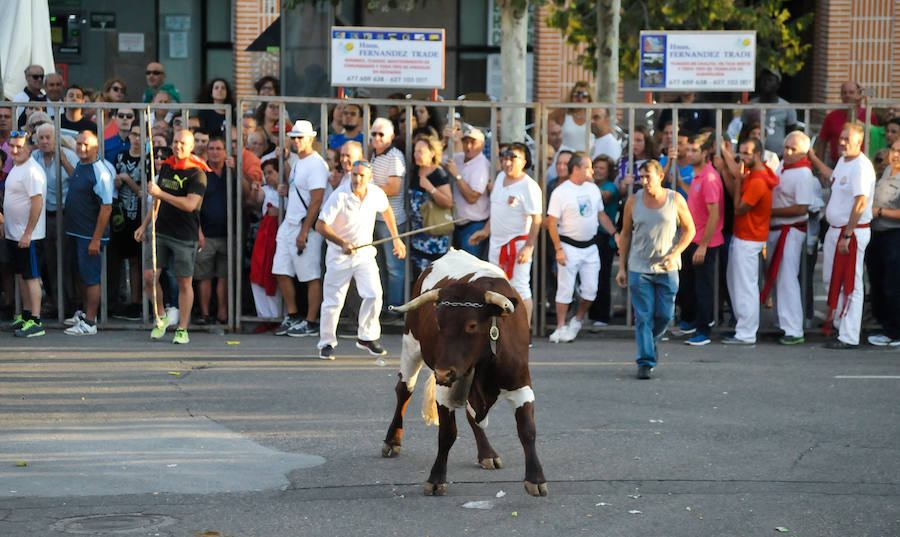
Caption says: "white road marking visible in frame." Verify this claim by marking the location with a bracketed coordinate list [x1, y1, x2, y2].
[833, 375, 900, 379]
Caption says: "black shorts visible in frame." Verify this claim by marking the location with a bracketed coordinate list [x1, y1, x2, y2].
[7, 239, 44, 280]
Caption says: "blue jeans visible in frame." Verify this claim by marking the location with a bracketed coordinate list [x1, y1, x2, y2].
[452, 220, 488, 260]
[374, 220, 405, 309]
[629, 271, 679, 368]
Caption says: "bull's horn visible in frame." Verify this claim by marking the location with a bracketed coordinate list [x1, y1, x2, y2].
[389, 289, 440, 313]
[484, 291, 515, 315]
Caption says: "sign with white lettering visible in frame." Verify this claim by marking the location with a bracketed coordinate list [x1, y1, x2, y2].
[331, 27, 445, 89]
[639, 31, 756, 92]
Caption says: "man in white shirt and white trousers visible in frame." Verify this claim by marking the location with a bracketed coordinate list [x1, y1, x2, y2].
[315, 160, 406, 360]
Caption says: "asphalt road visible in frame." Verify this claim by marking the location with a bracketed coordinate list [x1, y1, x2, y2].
[1, 328, 897, 537]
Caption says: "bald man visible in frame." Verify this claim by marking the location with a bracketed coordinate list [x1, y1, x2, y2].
[142, 61, 181, 103]
[63, 131, 115, 336]
[815, 81, 879, 165]
[135, 130, 209, 344]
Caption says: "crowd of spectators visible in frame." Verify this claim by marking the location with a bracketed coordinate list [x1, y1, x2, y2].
[1, 63, 899, 361]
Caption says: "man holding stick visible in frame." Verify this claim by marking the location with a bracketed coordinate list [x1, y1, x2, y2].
[315, 160, 405, 360]
[135, 129, 208, 344]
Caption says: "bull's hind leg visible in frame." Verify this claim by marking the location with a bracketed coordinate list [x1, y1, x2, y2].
[424, 404, 456, 496]
[466, 396, 502, 469]
[383, 333, 424, 458]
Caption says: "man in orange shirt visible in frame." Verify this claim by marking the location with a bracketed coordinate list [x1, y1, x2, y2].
[720, 138, 779, 344]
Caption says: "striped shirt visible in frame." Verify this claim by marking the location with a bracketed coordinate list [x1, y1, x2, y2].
[371, 146, 406, 224]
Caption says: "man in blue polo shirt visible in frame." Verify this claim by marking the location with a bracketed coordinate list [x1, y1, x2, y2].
[63, 131, 115, 335]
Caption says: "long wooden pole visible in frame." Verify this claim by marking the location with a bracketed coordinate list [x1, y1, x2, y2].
[351, 218, 469, 250]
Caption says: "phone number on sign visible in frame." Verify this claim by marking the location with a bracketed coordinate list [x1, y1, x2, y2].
[342, 75, 429, 84]
[669, 79, 752, 87]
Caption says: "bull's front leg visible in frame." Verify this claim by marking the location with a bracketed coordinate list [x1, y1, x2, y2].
[515, 401, 548, 497]
[466, 391, 502, 469]
[424, 404, 456, 496]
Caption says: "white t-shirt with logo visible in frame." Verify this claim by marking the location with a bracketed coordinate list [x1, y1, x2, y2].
[285, 152, 328, 226]
[771, 163, 816, 226]
[547, 179, 603, 242]
[488, 172, 542, 249]
[825, 154, 876, 227]
[3, 159, 47, 241]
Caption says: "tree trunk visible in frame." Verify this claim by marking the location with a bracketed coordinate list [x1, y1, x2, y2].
[500, 0, 528, 143]
[596, 0, 620, 114]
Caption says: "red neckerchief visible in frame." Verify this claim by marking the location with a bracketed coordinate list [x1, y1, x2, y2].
[782, 157, 812, 171]
[162, 154, 212, 172]
[760, 222, 807, 303]
[498, 235, 529, 279]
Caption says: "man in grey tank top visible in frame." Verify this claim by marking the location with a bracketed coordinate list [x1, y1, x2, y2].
[616, 160, 695, 379]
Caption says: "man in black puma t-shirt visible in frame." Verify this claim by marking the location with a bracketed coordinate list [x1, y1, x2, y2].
[134, 130, 208, 344]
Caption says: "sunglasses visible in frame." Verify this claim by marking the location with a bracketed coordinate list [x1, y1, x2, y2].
[146, 70, 164, 76]
[371, 132, 386, 138]
[9, 130, 29, 138]
[352, 160, 372, 168]
[500, 150, 521, 159]
[572, 91, 590, 98]
[117, 113, 134, 119]
[110, 86, 125, 93]
[28, 74, 44, 80]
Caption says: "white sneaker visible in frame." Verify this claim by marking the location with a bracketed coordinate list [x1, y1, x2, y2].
[559, 318, 582, 342]
[165, 306, 179, 327]
[550, 324, 571, 343]
[867, 333, 900, 346]
[64, 310, 85, 327]
[64, 318, 97, 336]
[548, 326, 567, 343]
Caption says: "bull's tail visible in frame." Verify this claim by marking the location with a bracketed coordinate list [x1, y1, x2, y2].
[421, 371, 439, 426]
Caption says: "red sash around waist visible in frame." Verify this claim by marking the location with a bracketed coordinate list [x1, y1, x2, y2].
[498, 235, 529, 279]
[823, 223, 870, 336]
[759, 221, 807, 303]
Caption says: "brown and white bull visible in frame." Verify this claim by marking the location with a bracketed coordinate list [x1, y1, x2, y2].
[383, 249, 548, 497]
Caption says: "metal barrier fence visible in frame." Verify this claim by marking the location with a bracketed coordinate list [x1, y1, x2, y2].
[1, 101, 232, 330]
[2, 97, 891, 336]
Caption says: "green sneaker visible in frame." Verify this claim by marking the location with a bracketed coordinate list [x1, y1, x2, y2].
[172, 328, 190, 344]
[2, 314, 24, 332]
[14, 319, 45, 338]
[779, 335, 805, 345]
[151, 316, 169, 340]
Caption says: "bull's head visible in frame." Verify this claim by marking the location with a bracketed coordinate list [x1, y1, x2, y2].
[391, 283, 517, 386]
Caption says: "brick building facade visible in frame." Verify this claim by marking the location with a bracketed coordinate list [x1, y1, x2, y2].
[232, 1, 896, 107]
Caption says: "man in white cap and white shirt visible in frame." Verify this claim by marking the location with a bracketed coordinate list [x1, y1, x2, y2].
[272, 120, 328, 338]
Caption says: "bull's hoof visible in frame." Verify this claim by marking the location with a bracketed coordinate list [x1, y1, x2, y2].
[524, 481, 549, 497]
[381, 442, 401, 458]
[424, 482, 448, 496]
[478, 456, 503, 470]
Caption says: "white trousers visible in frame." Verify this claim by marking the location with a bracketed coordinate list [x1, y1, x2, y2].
[318, 258, 383, 349]
[766, 227, 805, 338]
[727, 237, 765, 342]
[556, 243, 600, 303]
[823, 226, 870, 345]
[250, 282, 282, 319]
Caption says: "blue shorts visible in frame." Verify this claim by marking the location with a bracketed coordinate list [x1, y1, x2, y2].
[69, 235, 106, 285]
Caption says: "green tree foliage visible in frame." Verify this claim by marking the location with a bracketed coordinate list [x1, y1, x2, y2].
[545, 0, 813, 78]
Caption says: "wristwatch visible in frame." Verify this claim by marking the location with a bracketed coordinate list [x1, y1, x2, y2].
[455, 174, 462, 181]
[841, 233, 852, 239]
